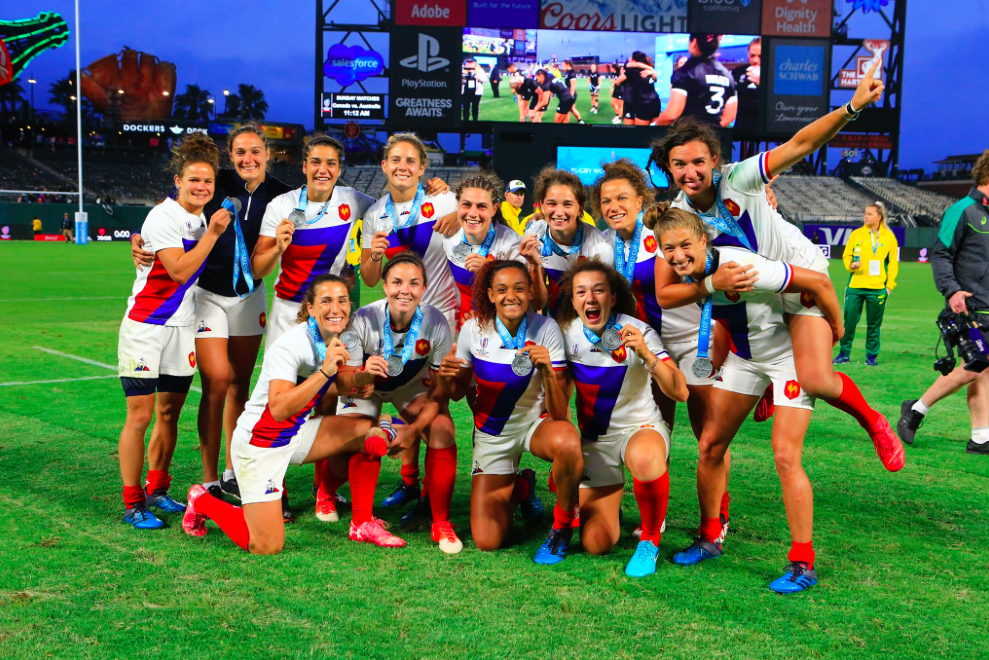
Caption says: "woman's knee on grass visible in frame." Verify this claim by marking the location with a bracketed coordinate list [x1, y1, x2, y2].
[581, 520, 618, 555]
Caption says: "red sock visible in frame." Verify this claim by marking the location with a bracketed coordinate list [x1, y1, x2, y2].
[698, 516, 723, 543]
[313, 459, 325, 490]
[349, 452, 381, 525]
[195, 492, 250, 551]
[720, 491, 731, 521]
[547, 471, 557, 494]
[144, 469, 171, 494]
[317, 461, 348, 498]
[825, 372, 879, 429]
[552, 504, 576, 530]
[400, 464, 419, 488]
[633, 472, 669, 547]
[123, 485, 145, 508]
[788, 540, 815, 568]
[424, 445, 457, 523]
[511, 474, 530, 506]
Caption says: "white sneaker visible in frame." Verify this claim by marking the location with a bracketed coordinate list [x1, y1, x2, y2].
[431, 521, 463, 555]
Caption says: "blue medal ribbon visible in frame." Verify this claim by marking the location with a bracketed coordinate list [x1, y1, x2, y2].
[614, 211, 644, 283]
[222, 197, 254, 297]
[383, 304, 424, 369]
[296, 186, 332, 226]
[306, 316, 327, 362]
[687, 171, 753, 250]
[581, 313, 623, 346]
[684, 250, 716, 361]
[386, 184, 426, 232]
[541, 221, 584, 258]
[495, 312, 528, 352]
[463, 223, 497, 256]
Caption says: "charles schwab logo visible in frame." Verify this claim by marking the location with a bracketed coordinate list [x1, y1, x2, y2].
[400, 34, 449, 73]
[323, 44, 384, 85]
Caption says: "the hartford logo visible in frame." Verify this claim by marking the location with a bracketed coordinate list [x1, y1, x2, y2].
[400, 34, 449, 73]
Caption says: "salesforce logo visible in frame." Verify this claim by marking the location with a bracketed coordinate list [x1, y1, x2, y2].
[323, 44, 384, 86]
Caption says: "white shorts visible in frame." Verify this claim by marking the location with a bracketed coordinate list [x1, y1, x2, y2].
[266, 295, 303, 353]
[117, 317, 196, 379]
[715, 352, 815, 410]
[781, 254, 829, 318]
[665, 340, 717, 386]
[193, 286, 267, 339]
[336, 380, 429, 418]
[230, 416, 321, 504]
[471, 417, 545, 476]
[581, 415, 670, 488]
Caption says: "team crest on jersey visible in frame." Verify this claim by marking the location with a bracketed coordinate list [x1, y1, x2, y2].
[577, 255, 587, 262]
[189, 352, 197, 368]
[421, 202, 435, 218]
[134, 358, 150, 372]
[644, 235, 658, 253]
[339, 204, 351, 221]
[524, 340, 536, 348]
[611, 346, 628, 362]
[197, 321, 212, 333]
[784, 380, 801, 400]
[421, 377, 432, 388]
[416, 339, 430, 356]
[800, 291, 816, 309]
[259, 312, 267, 328]
[724, 291, 741, 303]
[724, 199, 740, 216]
[264, 480, 280, 495]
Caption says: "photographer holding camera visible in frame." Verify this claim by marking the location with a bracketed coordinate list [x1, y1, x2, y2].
[898, 150, 989, 454]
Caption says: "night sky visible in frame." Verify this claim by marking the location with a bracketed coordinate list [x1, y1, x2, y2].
[8, 0, 988, 170]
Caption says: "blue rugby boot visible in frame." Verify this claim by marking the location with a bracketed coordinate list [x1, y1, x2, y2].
[145, 489, 186, 514]
[123, 503, 166, 530]
[625, 541, 660, 578]
[769, 562, 818, 594]
[400, 494, 432, 529]
[672, 538, 723, 566]
[382, 481, 421, 508]
[533, 526, 572, 565]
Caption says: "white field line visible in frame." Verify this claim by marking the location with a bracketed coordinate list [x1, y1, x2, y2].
[0, 375, 118, 387]
[29, 346, 202, 393]
[0, 296, 121, 303]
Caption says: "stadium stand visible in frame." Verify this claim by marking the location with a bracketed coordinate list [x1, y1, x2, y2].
[772, 175, 879, 224]
[0, 149, 73, 201]
[851, 176, 955, 220]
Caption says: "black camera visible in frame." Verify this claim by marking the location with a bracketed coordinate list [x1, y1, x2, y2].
[934, 307, 989, 375]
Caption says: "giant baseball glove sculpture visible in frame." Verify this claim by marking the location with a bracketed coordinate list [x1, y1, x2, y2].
[80, 47, 176, 120]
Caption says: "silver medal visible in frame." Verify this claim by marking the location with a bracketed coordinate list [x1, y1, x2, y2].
[600, 328, 622, 351]
[524, 219, 548, 239]
[340, 330, 360, 351]
[378, 219, 395, 236]
[288, 209, 307, 228]
[692, 356, 713, 380]
[511, 353, 533, 377]
[386, 355, 405, 377]
[453, 243, 474, 263]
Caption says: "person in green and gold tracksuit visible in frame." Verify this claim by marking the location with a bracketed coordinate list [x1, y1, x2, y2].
[834, 201, 898, 367]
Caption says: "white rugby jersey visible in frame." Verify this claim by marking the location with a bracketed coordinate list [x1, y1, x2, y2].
[125, 198, 207, 327]
[261, 185, 375, 302]
[708, 246, 796, 361]
[442, 223, 523, 324]
[363, 190, 459, 317]
[541, 223, 613, 315]
[603, 225, 700, 344]
[343, 300, 452, 401]
[457, 312, 566, 437]
[237, 323, 333, 449]
[670, 152, 821, 269]
[562, 314, 671, 441]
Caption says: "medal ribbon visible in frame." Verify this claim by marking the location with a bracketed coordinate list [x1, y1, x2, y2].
[386, 184, 425, 232]
[686, 171, 753, 250]
[382, 304, 424, 369]
[296, 186, 331, 226]
[614, 211, 644, 283]
[581, 313, 622, 347]
[541, 220, 584, 258]
[495, 312, 529, 352]
[684, 250, 716, 361]
[462, 223, 497, 257]
[223, 197, 254, 298]
[306, 316, 327, 362]
[870, 229, 879, 255]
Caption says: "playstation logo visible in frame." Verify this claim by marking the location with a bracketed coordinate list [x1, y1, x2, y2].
[400, 33, 449, 73]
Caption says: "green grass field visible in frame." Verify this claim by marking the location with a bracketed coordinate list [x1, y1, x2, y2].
[2, 241, 988, 660]
[477, 79, 621, 124]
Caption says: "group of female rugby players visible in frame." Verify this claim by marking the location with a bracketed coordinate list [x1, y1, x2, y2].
[115, 60, 901, 593]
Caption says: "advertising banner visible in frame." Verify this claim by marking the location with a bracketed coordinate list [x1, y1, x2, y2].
[395, 0, 467, 26]
[764, 37, 830, 134]
[321, 93, 386, 121]
[802, 223, 905, 249]
[389, 27, 461, 126]
[761, 0, 831, 38]
[539, 0, 687, 33]
[469, 0, 539, 28]
[687, 0, 763, 36]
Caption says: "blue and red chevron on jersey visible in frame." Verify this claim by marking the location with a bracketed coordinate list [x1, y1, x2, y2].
[249, 375, 334, 448]
[472, 358, 533, 436]
[630, 255, 663, 335]
[384, 216, 436, 260]
[275, 224, 351, 302]
[570, 361, 629, 440]
[713, 303, 753, 359]
[709, 210, 760, 252]
[128, 238, 204, 325]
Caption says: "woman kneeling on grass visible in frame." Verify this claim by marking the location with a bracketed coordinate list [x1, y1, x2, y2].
[555, 259, 688, 577]
[182, 275, 395, 554]
[438, 259, 583, 564]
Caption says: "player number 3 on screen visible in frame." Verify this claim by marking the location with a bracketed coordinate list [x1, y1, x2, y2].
[706, 87, 727, 115]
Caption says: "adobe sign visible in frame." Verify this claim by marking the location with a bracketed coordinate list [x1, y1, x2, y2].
[395, 0, 467, 26]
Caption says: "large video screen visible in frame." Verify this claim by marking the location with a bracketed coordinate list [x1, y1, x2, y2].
[556, 146, 667, 187]
[460, 29, 761, 128]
